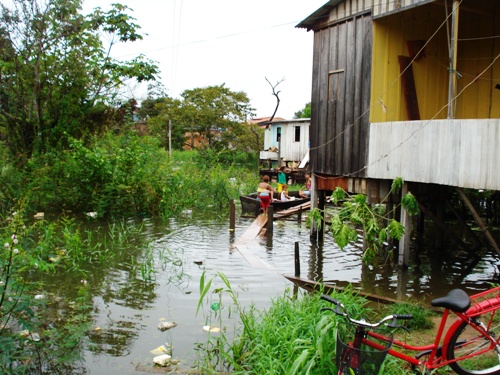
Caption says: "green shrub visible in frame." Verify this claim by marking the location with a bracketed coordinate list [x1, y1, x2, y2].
[11, 133, 258, 219]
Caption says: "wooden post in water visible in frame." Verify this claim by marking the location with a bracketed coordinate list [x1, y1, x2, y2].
[267, 206, 274, 236]
[294, 242, 300, 277]
[318, 191, 326, 241]
[229, 199, 235, 231]
[398, 183, 411, 268]
[298, 206, 302, 222]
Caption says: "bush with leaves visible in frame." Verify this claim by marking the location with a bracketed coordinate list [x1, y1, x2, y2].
[326, 177, 419, 264]
[0, 209, 93, 374]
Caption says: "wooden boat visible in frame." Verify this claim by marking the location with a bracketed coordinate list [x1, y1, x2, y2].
[285, 275, 444, 311]
[239, 190, 310, 217]
[284, 275, 401, 305]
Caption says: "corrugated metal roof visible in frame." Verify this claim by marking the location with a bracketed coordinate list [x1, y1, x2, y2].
[296, 0, 344, 31]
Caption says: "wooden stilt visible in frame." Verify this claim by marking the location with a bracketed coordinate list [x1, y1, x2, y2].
[435, 187, 445, 249]
[310, 174, 317, 239]
[398, 183, 411, 268]
[267, 205, 274, 236]
[294, 242, 300, 277]
[229, 199, 235, 231]
[318, 190, 326, 241]
[456, 188, 500, 256]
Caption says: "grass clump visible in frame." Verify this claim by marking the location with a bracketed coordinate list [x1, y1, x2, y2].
[197, 274, 434, 374]
[385, 301, 436, 331]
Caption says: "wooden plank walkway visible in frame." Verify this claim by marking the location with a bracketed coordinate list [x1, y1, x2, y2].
[233, 215, 277, 272]
[234, 215, 267, 245]
[274, 201, 311, 219]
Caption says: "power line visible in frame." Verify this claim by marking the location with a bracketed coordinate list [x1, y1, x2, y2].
[309, 0, 458, 153]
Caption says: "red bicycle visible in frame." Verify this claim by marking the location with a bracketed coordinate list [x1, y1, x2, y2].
[321, 285, 500, 375]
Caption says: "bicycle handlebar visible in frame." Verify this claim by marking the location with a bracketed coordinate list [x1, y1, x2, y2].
[321, 294, 413, 329]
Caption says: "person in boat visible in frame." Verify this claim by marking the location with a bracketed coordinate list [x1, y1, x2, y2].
[257, 175, 275, 215]
[299, 173, 311, 198]
[280, 184, 291, 202]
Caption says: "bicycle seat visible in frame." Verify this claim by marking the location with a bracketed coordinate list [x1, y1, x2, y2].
[431, 289, 471, 312]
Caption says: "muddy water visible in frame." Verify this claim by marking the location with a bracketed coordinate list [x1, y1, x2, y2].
[40, 211, 499, 374]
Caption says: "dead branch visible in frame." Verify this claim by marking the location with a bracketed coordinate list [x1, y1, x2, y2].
[265, 77, 285, 124]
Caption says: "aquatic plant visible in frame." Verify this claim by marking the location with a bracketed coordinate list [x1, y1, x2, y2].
[0, 209, 93, 374]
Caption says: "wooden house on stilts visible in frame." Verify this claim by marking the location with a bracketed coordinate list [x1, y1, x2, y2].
[298, 0, 500, 266]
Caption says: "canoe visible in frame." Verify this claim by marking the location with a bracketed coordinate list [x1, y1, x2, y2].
[284, 275, 402, 305]
[239, 190, 310, 217]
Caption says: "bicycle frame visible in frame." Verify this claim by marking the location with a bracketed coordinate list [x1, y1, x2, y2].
[356, 287, 500, 371]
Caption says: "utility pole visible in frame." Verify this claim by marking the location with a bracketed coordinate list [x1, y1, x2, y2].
[168, 119, 172, 157]
[447, 0, 460, 119]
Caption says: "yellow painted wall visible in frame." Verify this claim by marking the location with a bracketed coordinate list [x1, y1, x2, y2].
[370, 4, 499, 122]
[455, 9, 500, 119]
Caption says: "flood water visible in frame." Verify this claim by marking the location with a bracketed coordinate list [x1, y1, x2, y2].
[39, 209, 499, 374]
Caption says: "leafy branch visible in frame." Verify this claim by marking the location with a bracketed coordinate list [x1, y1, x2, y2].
[326, 178, 419, 264]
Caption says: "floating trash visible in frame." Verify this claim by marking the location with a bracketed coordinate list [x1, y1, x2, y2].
[86, 212, 98, 219]
[210, 302, 220, 312]
[19, 330, 40, 341]
[30, 333, 41, 342]
[181, 209, 192, 217]
[33, 212, 44, 220]
[157, 321, 177, 331]
[202, 325, 220, 333]
[19, 330, 30, 337]
[150, 343, 172, 356]
[153, 354, 171, 367]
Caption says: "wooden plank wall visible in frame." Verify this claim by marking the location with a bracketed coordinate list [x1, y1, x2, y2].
[372, 0, 436, 18]
[310, 14, 373, 177]
[367, 119, 500, 191]
[325, 0, 373, 26]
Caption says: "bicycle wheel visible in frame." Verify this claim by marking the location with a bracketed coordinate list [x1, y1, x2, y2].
[447, 318, 500, 375]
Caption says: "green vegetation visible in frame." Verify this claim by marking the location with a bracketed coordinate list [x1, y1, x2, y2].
[294, 102, 311, 119]
[196, 273, 433, 375]
[307, 178, 420, 264]
[0, 133, 259, 219]
[0, 0, 159, 158]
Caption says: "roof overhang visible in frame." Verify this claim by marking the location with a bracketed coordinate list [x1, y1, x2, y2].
[296, 0, 344, 31]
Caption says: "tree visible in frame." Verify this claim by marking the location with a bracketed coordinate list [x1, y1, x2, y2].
[294, 102, 311, 119]
[0, 0, 159, 158]
[145, 84, 255, 152]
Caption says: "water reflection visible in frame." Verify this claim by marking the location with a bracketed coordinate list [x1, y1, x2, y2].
[33, 212, 500, 374]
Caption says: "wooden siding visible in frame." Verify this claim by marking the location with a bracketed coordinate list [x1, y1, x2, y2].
[367, 119, 500, 190]
[372, 0, 436, 19]
[310, 14, 373, 177]
[370, 2, 500, 124]
[262, 120, 310, 162]
[297, 0, 371, 30]
[324, 0, 372, 26]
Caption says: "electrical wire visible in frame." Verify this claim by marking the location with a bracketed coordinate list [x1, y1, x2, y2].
[309, 0, 461, 153]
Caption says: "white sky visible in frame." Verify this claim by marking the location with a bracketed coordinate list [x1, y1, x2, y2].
[82, 0, 326, 119]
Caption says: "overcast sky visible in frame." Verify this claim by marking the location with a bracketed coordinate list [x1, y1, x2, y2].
[82, 0, 326, 119]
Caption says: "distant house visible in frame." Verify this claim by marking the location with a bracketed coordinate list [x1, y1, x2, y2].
[182, 127, 222, 150]
[250, 117, 310, 168]
[298, 1, 500, 264]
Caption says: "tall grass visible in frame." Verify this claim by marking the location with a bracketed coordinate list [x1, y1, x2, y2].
[0, 132, 259, 219]
[196, 273, 431, 375]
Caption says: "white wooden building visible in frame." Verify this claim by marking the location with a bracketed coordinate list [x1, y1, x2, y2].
[259, 118, 310, 166]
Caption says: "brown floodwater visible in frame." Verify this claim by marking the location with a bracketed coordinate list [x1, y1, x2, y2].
[38, 210, 499, 374]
